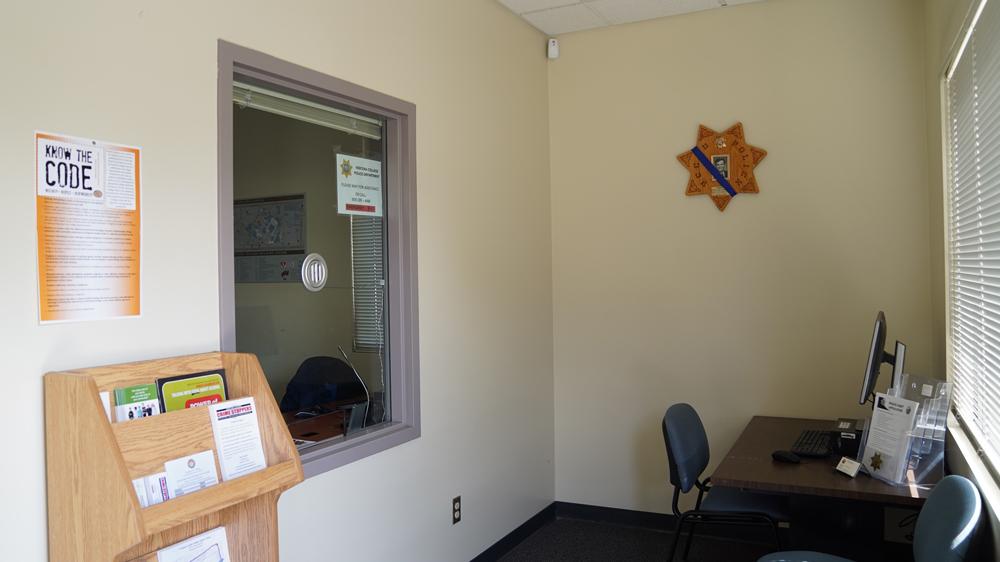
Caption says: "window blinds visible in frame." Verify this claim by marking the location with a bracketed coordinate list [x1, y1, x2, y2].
[351, 216, 385, 352]
[947, 0, 1000, 474]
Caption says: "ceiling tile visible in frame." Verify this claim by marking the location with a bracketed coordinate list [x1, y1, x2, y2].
[588, 0, 717, 25]
[497, 0, 578, 15]
[497, 0, 766, 36]
[522, 4, 607, 35]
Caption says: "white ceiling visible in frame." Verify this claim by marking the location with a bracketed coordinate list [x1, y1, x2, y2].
[498, 0, 766, 36]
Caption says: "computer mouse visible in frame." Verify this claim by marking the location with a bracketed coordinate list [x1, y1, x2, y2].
[772, 450, 801, 464]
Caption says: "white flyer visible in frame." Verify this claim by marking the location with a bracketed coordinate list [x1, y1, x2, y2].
[164, 450, 219, 498]
[336, 153, 383, 216]
[862, 392, 919, 483]
[209, 398, 267, 481]
[144, 471, 170, 505]
[100, 391, 112, 422]
[157, 526, 230, 562]
[131, 477, 149, 508]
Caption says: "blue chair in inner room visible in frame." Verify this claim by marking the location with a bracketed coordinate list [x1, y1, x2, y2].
[757, 474, 983, 562]
[663, 403, 790, 561]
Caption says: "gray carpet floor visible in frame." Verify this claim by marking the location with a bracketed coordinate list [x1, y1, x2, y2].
[498, 519, 774, 562]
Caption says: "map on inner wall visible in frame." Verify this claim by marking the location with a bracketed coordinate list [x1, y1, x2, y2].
[234, 195, 306, 283]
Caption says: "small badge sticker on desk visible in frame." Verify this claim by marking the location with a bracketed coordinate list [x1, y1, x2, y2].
[836, 456, 862, 478]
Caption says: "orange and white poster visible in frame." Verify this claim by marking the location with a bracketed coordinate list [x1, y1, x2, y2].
[35, 132, 141, 323]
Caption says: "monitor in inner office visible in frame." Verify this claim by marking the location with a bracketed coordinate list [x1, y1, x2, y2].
[859, 310, 906, 404]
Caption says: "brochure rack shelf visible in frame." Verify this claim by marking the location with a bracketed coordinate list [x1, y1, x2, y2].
[45, 352, 304, 562]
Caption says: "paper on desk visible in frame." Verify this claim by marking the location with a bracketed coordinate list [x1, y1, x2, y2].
[209, 397, 267, 481]
[293, 438, 316, 450]
[862, 392, 919, 483]
[157, 526, 230, 562]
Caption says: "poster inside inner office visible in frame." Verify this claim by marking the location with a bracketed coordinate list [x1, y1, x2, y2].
[35, 132, 141, 323]
[234, 195, 305, 283]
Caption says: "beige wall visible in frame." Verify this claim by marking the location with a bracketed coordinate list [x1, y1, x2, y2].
[0, 1, 553, 560]
[923, 0, 974, 380]
[549, 0, 934, 511]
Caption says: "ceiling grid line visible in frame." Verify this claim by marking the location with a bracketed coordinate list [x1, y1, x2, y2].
[497, 0, 765, 36]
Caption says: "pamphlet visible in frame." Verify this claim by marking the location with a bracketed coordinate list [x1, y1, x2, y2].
[131, 472, 170, 508]
[131, 477, 149, 508]
[157, 526, 230, 562]
[164, 450, 219, 498]
[114, 383, 161, 422]
[100, 391, 112, 422]
[209, 398, 267, 481]
[157, 370, 228, 412]
[144, 472, 170, 505]
[862, 392, 919, 483]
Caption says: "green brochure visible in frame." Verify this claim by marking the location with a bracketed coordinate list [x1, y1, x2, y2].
[157, 370, 229, 412]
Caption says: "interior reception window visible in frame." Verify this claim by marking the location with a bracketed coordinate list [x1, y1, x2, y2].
[219, 43, 419, 476]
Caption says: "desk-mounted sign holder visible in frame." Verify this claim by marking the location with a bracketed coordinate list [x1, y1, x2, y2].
[836, 456, 862, 478]
[676, 122, 767, 212]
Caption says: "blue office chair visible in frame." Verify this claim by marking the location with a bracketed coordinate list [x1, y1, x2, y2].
[280, 356, 370, 432]
[663, 403, 789, 561]
[757, 474, 982, 562]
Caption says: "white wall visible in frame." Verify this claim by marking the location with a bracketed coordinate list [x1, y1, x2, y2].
[548, 0, 934, 512]
[0, 1, 554, 560]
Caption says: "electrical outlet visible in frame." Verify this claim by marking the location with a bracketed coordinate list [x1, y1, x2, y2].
[452, 495, 461, 524]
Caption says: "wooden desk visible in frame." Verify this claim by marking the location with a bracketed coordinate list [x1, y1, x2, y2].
[713, 416, 929, 507]
[281, 398, 365, 443]
[282, 409, 346, 442]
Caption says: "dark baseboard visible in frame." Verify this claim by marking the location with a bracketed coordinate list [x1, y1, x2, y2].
[554, 501, 780, 543]
[471, 501, 781, 561]
[554, 501, 675, 530]
[471, 503, 556, 562]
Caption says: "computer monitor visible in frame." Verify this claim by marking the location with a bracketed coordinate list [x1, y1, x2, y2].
[859, 311, 905, 404]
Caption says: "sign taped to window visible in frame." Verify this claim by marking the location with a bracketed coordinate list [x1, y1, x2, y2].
[336, 153, 383, 216]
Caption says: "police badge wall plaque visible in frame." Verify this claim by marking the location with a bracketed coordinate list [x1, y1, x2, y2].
[676, 122, 767, 212]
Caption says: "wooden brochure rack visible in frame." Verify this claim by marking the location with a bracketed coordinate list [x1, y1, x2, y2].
[45, 352, 304, 562]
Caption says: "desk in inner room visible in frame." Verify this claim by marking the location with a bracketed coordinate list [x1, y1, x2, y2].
[712, 416, 930, 507]
[282, 408, 346, 443]
[281, 396, 368, 443]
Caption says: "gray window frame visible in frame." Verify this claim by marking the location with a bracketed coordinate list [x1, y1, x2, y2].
[217, 40, 420, 477]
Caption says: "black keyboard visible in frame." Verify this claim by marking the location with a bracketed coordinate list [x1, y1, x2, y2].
[791, 430, 833, 458]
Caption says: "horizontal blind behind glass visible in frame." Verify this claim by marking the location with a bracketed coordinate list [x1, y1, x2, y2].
[233, 82, 382, 140]
[948, 0, 1000, 473]
[351, 216, 385, 352]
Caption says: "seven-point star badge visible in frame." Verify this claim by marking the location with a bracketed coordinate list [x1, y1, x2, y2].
[870, 452, 883, 471]
[676, 122, 767, 212]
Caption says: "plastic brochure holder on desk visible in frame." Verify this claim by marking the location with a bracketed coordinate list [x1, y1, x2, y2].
[856, 374, 950, 489]
[897, 374, 950, 489]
